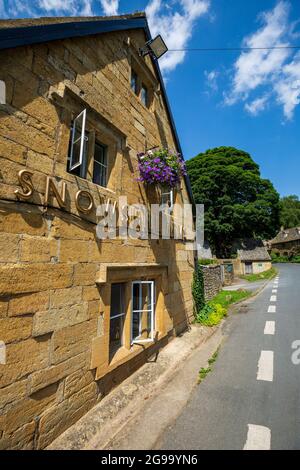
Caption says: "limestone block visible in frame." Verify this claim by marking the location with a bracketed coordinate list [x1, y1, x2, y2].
[37, 382, 97, 449]
[26, 150, 54, 175]
[50, 319, 97, 364]
[28, 352, 88, 394]
[0, 317, 32, 343]
[8, 291, 49, 316]
[0, 111, 54, 157]
[73, 263, 98, 287]
[0, 337, 49, 388]
[32, 302, 89, 336]
[0, 421, 35, 450]
[0, 299, 8, 317]
[87, 300, 101, 319]
[50, 216, 95, 240]
[50, 286, 82, 309]
[63, 369, 95, 399]
[0, 379, 27, 409]
[0, 135, 27, 165]
[90, 336, 107, 370]
[0, 233, 19, 262]
[0, 263, 73, 296]
[3, 383, 57, 433]
[60, 239, 90, 263]
[20, 236, 57, 263]
[82, 286, 100, 302]
[0, 203, 47, 236]
[12, 80, 59, 129]
[32, 53, 65, 85]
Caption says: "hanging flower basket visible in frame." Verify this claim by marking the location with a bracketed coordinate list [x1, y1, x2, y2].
[136, 148, 187, 189]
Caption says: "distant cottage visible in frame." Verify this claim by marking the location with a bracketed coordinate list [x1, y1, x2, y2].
[234, 239, 272, 275]
[270, 227, 300, 256]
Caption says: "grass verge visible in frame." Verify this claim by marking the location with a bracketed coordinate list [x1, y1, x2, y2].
[195, 289, 251, 326]
[212, 289, 252, 307]
[240, 267, 277, 282]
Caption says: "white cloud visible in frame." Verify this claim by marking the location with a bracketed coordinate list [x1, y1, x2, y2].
[2, 0, 93, 18]
[226, 1, 291, 104]
[205, 69, 219, 92]
[245, 95, 268, 115]
[146, 0, 210, 73]
[39, 0, 93, 15]
[225, 1, 300, 120]
[275, 51, 300, 119]
[100, 0, 119, 16]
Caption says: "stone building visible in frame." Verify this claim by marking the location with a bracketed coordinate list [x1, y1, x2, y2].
[235, 240, 272, 275]
[270, 227, 300, 257]
[0, 14, 196, 449]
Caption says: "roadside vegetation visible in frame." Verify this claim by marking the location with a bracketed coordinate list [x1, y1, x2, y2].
[192, 262, 251, 327]
[198, 258, 218, 266]
[240, 267, 277, 282]
[198, 348, 220, 384]
[271, 252, 300, 264]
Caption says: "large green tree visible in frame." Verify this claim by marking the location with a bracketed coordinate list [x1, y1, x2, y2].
[187, 147, 280, 258]
[279, 195, 300, 229]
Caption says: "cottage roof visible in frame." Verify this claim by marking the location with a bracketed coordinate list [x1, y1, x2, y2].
[0, 13, 194, 204]
[270, 227, 300, 245]
[236, 239, 271, 261]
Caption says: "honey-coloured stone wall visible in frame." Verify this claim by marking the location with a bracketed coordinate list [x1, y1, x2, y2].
[0, 24, 195, 449]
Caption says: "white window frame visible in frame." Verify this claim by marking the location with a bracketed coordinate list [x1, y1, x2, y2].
[161, 188, 174, 211]
[131, 281, 155, 345]
[69, 109, 87, 171]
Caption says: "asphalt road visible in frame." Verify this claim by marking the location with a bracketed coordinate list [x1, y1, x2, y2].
[158, 264, 300, 450]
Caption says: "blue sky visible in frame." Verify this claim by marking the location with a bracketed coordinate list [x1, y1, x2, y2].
[1, 1, 300, 197]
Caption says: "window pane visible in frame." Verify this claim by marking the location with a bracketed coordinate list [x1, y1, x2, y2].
[131, 70, 138, 94]
[110, 316, 124, 352]
[110, 283, 125, 318]
[132, 311, 140, 340]
[132, 283, 140, 311]
[93, 142, 107, 187]
[141, 85, 148, 107]
[132, 282, 155, 342]
[71, 136, 81, 168]
[161, 191, 173, 207]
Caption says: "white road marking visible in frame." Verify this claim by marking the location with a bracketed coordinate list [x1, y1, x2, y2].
[257, 351, 274, 382]
[272, 289, 277, 293]
[264, 321, 275, 335]
[243, 424, 271, 450]
[270, 295, 277, 302]
[268, 305, 276, 313]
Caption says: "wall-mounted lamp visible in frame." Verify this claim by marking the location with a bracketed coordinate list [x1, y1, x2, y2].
[139, 35, 168, 60]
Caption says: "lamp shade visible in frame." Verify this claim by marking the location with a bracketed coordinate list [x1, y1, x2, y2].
[148, 35, 168, 59]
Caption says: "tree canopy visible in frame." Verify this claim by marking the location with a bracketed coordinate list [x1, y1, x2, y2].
[279, 195, 300, 229]
[186, 146, 280, 258]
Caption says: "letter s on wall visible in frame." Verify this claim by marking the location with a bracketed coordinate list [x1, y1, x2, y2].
[14, 170, 34, 200]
